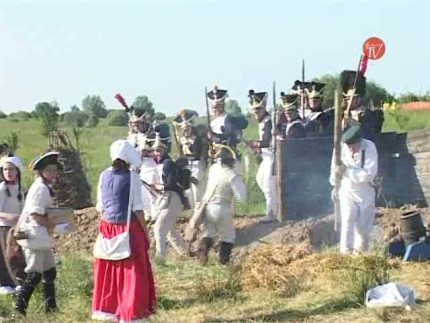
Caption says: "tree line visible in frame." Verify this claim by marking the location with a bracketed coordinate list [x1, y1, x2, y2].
[0, 73, 429, 137]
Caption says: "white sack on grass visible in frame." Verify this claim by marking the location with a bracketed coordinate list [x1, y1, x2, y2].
[365, 282, 415, 308]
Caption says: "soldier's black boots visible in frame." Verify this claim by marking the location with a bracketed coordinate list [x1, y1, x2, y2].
[43, 267, 58, 313]
[14, 272, 42, 316]
[219, 242, 233, 265]
[198, 237, 214, 265]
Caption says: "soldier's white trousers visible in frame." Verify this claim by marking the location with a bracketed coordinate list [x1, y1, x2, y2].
[339, 186, 376, 254]
[202, 203, 235, 243]
[186, 159, 206, 209]
[153, 191, 187, 262]
[140, 158, 157, 221]
[256, 156, 277, 216]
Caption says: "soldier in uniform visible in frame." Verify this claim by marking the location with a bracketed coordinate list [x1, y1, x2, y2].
[340, 70, 384, 140]
[173, 109, 207, 212]
[304, 82, 333, 137]
[153, 112, 172, 153]
[247, 90, 278, 223]
[197, 145, 246, 265]
[127, 111, 157, 222]
[150, 135, 188, 265]
[206, 86, 248, 161]
[276, 93, 306, 139]
[291, 80, 310, 120]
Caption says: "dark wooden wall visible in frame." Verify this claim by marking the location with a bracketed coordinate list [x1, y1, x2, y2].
[277, 128, 430, 221]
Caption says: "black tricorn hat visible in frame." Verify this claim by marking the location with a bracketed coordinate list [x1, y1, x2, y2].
[340, 70, 366, 97]
[173, 109, 199, 128]
[29, 151, 61, 171]
[248, 90, 268, 109]
[306, 82, 326, 99]
[280, 92, 299, 109]
[207, 86, 228, 106]
[291, 80, 311, 94]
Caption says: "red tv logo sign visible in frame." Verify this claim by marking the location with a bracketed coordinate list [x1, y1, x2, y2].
[362, 37, 385, 60]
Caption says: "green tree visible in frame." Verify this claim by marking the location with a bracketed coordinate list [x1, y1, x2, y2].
[3, 130, 20, 154]
[9, 111, 32, 120]
[86, 114, 99, 128]
[34, 101, 60, 136]
[107, 110, 128, 126]
[82, 95, 107, 118]
[0, 111, 7, 119]
[63, 110, 89, 128]
[396, 92, 421, 104]
[70, 104, 80, 112]
[133, 95, 155, 118]
[225, 99, 243, 117]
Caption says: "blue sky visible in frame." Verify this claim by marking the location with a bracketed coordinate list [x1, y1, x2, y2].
[0, 0, 429, 115]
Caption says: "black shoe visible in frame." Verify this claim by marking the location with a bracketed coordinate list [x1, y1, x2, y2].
[43, 268, 58, 313]
[14, 272, 42, 316]
[219, 242, 234, 265]
[198, 237, 214, 265]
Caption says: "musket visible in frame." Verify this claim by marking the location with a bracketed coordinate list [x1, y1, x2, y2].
[333, 88, 343, 232]
[271, 81, 277, 176]
[301, 59, 306, 119]
[172, 126, 184, 158]
[204, 86, 214, 155]
[141, 180, 159, 198]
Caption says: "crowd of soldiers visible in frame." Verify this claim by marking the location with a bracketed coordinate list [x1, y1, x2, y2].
[123, 68, 385, 264]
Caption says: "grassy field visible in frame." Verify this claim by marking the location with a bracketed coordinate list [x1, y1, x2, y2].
[1, 109, 430, 322]
[0, 250, 429, 322]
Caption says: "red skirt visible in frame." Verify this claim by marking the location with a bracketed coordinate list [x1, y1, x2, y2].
[92, 218, 156, 321]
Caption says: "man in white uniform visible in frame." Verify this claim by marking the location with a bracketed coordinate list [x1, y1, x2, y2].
[330, 125, 378, 254]
[247, 90, 278, 223]
[197, 145, 246, 265]
[206, 86, 248, 172]
[127, 112, 157, 222]
[173, 109, 207, 212]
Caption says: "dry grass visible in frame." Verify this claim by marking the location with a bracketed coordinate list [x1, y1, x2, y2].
[0, 249, 429, 322]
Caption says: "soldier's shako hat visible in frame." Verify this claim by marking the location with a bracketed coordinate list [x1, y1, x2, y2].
[129, 108, 149, 123]
[280, 93, 299, 110]
[129, 104, 154, 123]
[291, 80, 311, 95]
[29, 151, 61, 171]
[306, 82, 325, 99]
[154, 112, 167, 121]
[341, 125, 361, 144]
[248, 90, 268, 110]
[340, 70, 366, 98]
[153, 132, 167, 149]
[207, 86, 228, 107]
[173, 109, 199, 129]
[215, 144, 237, 161]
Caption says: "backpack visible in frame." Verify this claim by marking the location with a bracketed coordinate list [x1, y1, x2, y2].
[175, 157, 192, 190]
[177, 167, 192, 190]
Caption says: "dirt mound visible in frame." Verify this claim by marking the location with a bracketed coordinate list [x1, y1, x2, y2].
[53, 207, 99, 253]
[54, 207, 430, 255]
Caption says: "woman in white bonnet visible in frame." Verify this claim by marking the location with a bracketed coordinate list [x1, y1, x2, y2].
[92, 140, 156, 322]
[0, 154, 25, 293]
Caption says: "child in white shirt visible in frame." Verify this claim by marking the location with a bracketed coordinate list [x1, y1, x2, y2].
[14, 152, 61, 316]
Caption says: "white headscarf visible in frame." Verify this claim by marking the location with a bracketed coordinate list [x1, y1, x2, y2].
[110, 140, 141, 168]
[0, 155, 24, 174]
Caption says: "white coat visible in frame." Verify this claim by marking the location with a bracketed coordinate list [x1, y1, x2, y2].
[330, 138, 378, 253]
